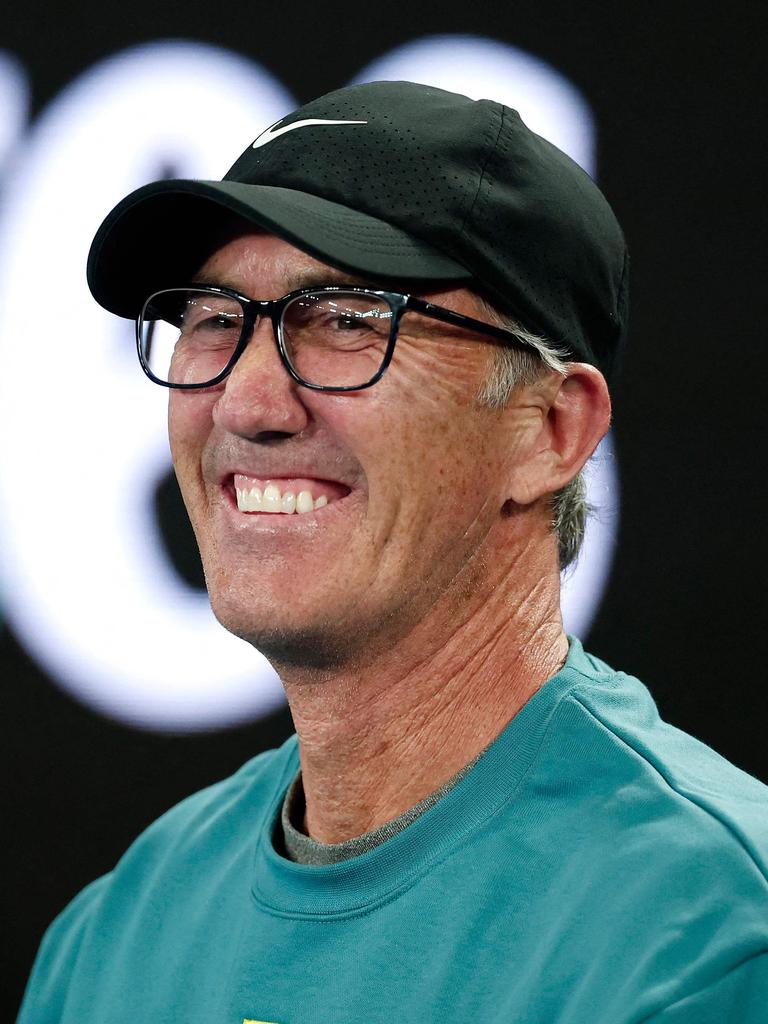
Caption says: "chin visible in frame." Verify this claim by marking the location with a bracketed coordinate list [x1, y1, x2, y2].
[219, 614, 364, 672]
[201, 554, 424, 673]
[206, 584, 359, 671]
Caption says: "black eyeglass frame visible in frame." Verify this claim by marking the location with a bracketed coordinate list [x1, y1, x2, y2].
[137, 283, 544, 392]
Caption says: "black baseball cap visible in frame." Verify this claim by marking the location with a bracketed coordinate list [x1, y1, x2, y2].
[87, 80, 629, 380]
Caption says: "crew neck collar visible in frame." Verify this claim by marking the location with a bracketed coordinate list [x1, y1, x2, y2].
[251, 635, 592, 919]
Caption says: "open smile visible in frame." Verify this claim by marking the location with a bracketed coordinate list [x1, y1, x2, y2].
[226, 473, 353, 517]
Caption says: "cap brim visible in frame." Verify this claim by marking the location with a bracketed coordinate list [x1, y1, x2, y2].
[87, 179, 471, 317]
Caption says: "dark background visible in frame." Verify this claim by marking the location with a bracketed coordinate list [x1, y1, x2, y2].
[3, 0, 767, 1017]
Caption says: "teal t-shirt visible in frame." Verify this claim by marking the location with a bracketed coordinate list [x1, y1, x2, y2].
[18, 638, 768, 1023]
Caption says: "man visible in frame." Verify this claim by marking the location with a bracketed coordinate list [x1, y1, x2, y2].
[18, 81, 768, 1022]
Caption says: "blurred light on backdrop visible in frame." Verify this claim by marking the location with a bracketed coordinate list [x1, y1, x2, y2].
[0, 37, 618, 732]
[0, 51, 28, 175]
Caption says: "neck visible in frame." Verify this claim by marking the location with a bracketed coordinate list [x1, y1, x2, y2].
[274, 541, 568, 845]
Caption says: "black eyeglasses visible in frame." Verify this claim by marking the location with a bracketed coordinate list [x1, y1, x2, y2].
[137, 283, 540, 392]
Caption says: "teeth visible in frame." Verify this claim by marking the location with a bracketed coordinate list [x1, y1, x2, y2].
[296, 490, 314, 514]
[261, 483, 282, 513]
[236, 481, 333, 514]
[247, 486, 262, 512]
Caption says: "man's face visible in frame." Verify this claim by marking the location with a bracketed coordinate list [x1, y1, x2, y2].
[169, 231, 538, 668]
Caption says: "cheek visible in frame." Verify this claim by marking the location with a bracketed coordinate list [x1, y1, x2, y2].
[356, 355, 504, 520]
[380, 343, 495, 460]
[167, 392, 218, 501]
[168, 391, 215, 453]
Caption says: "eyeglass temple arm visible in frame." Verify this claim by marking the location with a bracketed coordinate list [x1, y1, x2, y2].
[404, 296, 543, 354]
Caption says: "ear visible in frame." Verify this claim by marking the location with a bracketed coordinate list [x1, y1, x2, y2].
[505, 363, 611, 506]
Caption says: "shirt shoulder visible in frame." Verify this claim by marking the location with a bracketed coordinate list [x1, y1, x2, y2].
[124, 740, 291, 851]
[104, 740, 297, 903]
[638, 950, 768, 1023]
[512, 638, 768, 1015]
[17, 740, 295, 1022]
[17, 874, 111, 1023]
[530, 645, 768, 1017]
[564, 648, 768, 886]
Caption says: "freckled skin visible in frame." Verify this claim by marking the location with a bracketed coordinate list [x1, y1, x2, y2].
[169, 232, 535, 666]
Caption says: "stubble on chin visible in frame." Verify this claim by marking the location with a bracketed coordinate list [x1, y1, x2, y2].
[208, 592, 371, 672]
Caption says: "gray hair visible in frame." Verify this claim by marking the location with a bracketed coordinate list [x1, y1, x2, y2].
[474, 298, 591, 571]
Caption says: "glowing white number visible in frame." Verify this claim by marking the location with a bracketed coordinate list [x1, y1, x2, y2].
[0, 42, 292, 729]
[0, 37, 618, 730]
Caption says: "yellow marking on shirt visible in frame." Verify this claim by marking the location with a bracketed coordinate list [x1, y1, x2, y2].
[243, 1019, 280, 1023]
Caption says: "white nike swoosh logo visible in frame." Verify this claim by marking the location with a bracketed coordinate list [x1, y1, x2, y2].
[251, 118, 368, 149]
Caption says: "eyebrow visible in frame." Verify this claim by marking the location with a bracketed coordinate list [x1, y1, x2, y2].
[195, 265, 386, 297]
[193, 262, 469, 300]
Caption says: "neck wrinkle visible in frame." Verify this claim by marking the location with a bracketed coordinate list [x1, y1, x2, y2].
[275, 536, 566, 846]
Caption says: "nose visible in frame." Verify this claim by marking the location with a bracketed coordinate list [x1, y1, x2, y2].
[212, 316, 310, 439]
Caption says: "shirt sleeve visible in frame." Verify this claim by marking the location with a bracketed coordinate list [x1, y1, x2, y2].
[640, 951, 768, 1024]
[16, 874, 112, 1024]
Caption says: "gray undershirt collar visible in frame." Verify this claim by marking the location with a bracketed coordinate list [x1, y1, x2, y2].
[280, 747, 487, 866]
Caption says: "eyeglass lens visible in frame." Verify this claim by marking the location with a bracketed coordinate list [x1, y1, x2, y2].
[139, 288, 395, 389]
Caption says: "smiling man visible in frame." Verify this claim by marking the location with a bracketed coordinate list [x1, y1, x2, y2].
[18, 82, 768, 1023]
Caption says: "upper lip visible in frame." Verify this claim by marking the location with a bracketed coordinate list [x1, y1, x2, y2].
[216, 466, 357, 489]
